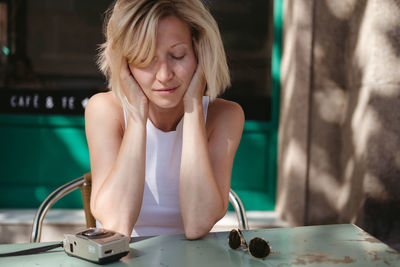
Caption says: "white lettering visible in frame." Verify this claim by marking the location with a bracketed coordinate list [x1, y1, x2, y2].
[81, 97, 89, 109]
[33, 94, 39, 108]
[69, 97, 75, 109]
[10, 94, 40, 108]
[45, 96, 54, 109]
[61, 97, 67, 109]
[10, 96, 16, 107]
[62, 96, 76, 110]
[25, 96, 31, 107]
[18, 96, 24, 107]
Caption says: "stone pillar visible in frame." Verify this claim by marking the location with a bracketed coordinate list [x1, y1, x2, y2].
[276, 0, 314, 226]
[277, 0, 400, 249]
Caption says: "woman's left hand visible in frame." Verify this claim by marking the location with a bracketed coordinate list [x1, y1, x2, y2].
[183, 64, 206, 107]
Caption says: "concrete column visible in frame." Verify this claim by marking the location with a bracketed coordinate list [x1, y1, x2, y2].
[276, 0, 314, 226]
[277, 0, 400, 249]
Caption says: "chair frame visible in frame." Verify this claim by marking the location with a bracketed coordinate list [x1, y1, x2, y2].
[31, 174, 249, 242]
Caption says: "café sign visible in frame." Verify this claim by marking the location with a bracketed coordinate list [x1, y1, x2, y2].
[1, 89, 98, 115]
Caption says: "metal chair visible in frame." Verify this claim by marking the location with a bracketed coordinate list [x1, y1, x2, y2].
[31, 173, 249, 242]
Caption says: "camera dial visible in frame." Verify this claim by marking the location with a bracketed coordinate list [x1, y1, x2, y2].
[81, 228, 114, 239]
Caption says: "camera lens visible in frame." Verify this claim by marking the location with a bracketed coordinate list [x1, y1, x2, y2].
[81, 228, 114, 238]
[83, 228, 105, 236]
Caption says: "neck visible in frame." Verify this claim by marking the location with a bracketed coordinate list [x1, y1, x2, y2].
[148, 101, 185, 132]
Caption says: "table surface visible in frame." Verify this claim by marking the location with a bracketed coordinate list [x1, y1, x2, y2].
[0, 224, 399, 266]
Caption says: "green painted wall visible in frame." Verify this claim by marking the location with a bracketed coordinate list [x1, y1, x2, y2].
[0, 115, 89, 208]
[231, 122, 275, 210]
[0, 115, 274, 210]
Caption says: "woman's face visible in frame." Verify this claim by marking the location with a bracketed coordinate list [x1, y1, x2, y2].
[129, 15, 197, 110]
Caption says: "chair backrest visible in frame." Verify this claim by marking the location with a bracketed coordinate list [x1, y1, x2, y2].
[80, 173, 96, 228]
[31, 173, 248, 242]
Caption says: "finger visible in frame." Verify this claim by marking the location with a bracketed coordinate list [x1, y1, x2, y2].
[120, 59, 131, 80]
[195, 63, 203, 77]
[120, 60, 145, 98]
[193, 64, 205, 87]
[191, 41, 204, 81]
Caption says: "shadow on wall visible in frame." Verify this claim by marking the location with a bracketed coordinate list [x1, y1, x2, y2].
[277, 0, 313, 225]
[329, 0, 398, 248]
[361, 92, 400, 247]
[280, 0, 400, 249]
[306, 0, 368, 226]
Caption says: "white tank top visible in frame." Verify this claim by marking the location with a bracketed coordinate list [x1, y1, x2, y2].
[125, 96, 209, 236]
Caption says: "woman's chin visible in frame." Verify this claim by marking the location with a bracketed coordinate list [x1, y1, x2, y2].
[150, 97, 183, 110]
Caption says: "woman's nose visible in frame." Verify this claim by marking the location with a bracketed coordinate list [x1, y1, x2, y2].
[156, 61, 173, 82]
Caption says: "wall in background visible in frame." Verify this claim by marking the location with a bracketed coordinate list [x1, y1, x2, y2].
[277, 0, 400, 249]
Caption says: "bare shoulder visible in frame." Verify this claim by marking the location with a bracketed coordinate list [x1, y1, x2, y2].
[86, 91, 119, 112]
[85, 91, 124, 131]
[206, 98, 245, 134]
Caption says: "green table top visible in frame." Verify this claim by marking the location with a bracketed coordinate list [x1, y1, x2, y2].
[0, 224, 399, 266]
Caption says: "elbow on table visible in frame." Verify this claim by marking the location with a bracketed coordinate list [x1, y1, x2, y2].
[90, 199, 103, 223]
[91, 205, 134, 236]
[184, 222, 214, 240]
[90, 201, 112, 230]
[184, 211, 226, 240]
[90, 200, 116, 229]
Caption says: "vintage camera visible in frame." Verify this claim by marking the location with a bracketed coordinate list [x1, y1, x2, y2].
[63, 228, 130, 264]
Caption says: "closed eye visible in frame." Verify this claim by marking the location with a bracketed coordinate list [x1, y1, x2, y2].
[171, 54, 185, 60]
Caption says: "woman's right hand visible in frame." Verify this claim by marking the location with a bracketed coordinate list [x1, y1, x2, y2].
[119, 60, 149, 122]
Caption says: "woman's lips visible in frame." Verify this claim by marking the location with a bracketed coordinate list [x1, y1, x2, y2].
[153, 86, 178, 94]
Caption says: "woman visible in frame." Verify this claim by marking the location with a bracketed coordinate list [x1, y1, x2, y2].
[85, 0, 244, 239]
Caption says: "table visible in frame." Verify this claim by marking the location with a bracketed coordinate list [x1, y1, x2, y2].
[0, 224, 399, 266]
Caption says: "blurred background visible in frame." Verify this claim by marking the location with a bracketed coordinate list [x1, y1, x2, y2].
[0, 0, 399, 251]
[0, 0, 279, 242]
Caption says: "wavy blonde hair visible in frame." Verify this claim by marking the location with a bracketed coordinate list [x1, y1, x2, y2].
[98, 0, 230, 109]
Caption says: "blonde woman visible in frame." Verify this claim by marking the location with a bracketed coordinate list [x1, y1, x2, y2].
[85, 0, 244, 239]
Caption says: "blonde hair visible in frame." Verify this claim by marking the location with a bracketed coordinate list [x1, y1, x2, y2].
[98, 0, 230, 109]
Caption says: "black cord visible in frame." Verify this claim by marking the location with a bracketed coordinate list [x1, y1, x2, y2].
[0, 242, 63, 257]
[0, 235, 154, 258]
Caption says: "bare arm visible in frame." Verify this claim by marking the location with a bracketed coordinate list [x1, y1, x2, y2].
[85, 63, 148, 236]
[180, 68, 245, 239]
